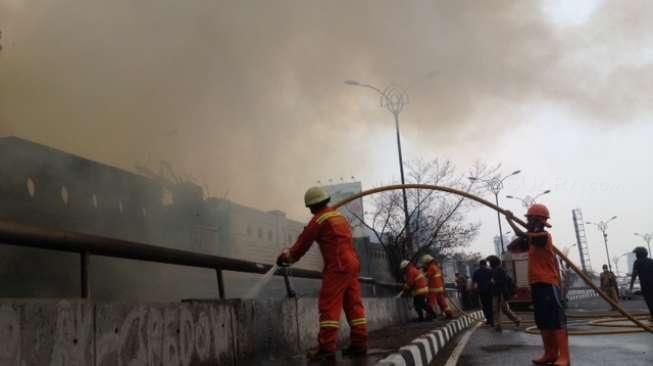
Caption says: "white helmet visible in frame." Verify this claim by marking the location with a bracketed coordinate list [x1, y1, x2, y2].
[399, 260, 410, 270]
[420, 254, 434, 266]
[304, 186, 330, 207]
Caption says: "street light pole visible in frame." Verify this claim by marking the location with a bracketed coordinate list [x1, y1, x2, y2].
[587, 216, 618, 272]
[345, 80, 412, 252]
[506, 190, 551, 208]
[393, 112, 411, 249]
[469, 170, 521, 253]
[613, 253, 629, 277]
[634, 232, 652, 254]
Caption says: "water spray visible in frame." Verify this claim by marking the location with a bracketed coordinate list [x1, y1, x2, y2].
[244, 264, 279, 299]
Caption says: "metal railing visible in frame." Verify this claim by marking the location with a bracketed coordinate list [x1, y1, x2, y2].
[0, 219, 401, 299]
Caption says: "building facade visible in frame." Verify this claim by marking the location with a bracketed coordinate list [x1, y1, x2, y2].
[0, 137, 394, 300]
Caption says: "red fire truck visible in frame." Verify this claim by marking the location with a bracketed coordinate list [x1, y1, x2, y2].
[503, 246, 571, 308]
[502, 249, 532, 307]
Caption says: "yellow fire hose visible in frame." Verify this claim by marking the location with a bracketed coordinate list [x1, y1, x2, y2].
[445, 296, 478, 321]
[332, 184, 653, 334]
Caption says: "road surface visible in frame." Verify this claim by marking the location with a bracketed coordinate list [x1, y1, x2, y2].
[445, 296, 652, 366]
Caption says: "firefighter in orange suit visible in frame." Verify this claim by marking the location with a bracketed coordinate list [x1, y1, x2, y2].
[399, 260, 438, 321]
[506, 204, 569, 366]
[420, 254, 454, 319]
[276, 186, 367, 361]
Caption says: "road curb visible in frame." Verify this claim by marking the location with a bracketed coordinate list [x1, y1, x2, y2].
[376, 311, 484, 366]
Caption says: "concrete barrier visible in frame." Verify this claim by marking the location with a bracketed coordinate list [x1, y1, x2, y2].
[0, 300, 94, 366]
[0, 297, 412, 365]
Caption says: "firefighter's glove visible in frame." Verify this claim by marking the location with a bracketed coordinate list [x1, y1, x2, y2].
[276, 253, 291, 267]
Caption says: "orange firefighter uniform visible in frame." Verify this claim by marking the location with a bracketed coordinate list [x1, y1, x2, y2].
[508, 204, 569, 366]
[403, 263, 429, 296]
[425, 262, 453, 318]
[402, 263, 437, 320]
[281, 207, 367, 353]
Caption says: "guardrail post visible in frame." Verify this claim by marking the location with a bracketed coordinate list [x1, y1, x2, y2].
[216, 269, 225, 299]
[80, 251, 90, 298]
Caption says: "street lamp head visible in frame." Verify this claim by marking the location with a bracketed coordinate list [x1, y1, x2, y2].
[506, 195, 514, 199]
[511, 170, 522, 176]
[585, 221, 593, 225]
[344, 80, 360, 86]
[611, 215, 618, 220]
[543, 190, 551, 194]
[468, 177, 478, 181]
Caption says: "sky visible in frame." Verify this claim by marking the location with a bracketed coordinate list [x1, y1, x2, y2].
[1, 0, 652, 273]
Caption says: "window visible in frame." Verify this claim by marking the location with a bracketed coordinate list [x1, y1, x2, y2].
[257, 228, 262, 239]
[142, 207, 147, 217]
[61, 186, 69, 205]
[26, 178, 36, 198]
[246, 225, 252, 236]
[92, 194, 98, 208]
[161, 188, 174, 206]
[268, 230, 273, 241]
[118, 200, 124, 214]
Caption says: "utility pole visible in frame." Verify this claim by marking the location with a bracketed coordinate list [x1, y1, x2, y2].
[469, 170, 521, 253]
[345, 80, 412, 253]
[587, 216, 618, 272]
[506, 190, 551, 208]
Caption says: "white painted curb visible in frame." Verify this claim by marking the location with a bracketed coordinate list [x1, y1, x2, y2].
[376, 311, 483, 366]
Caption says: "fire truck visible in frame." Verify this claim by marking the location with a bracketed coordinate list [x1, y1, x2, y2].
[502, 249, 532, 307]
[502, 246, 572, 308]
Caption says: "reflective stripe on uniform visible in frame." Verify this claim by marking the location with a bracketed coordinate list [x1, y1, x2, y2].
[415, 274, 425, 281]
[320, 320, 340, 328]
[429, 287, 444, 293]
[350, 318, 367, 326]
[317, 211, 341, 224]
[413, 287, 429, 296]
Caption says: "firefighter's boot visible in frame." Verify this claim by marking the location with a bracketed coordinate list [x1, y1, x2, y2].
[553, 330, 570, 366]
[444, 309, 455, 319]
[342, 346, 367, 358]
[306, 349, 336, 362]
[532, 331, 557, 365]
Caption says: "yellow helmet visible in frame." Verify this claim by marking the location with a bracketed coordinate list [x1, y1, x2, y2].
[304, 186, 330, 207]
[399, 260, 410, 270]
[420, 254, 434, 266]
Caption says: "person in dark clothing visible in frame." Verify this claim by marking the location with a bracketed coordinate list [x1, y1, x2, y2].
[630, 246, 653, 320]
[455, 272, 470, 309]
[472, 260, 493, 326]
[487, 255, 521, 332]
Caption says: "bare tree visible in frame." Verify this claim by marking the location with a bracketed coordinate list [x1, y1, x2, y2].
[348, 159, 498, 280]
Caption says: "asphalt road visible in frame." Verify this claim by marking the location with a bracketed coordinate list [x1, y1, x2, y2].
[446, 296, 652, 366]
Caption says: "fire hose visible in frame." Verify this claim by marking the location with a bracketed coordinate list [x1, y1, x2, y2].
[331, 184, 653, 334]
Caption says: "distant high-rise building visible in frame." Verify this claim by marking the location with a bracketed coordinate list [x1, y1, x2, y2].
[572, 208, 592, 272]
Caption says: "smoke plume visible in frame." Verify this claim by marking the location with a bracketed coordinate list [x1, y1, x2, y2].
[1, 0, 652, 219]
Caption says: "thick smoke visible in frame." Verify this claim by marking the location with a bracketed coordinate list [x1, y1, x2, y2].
[1, 0, 652, 220]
